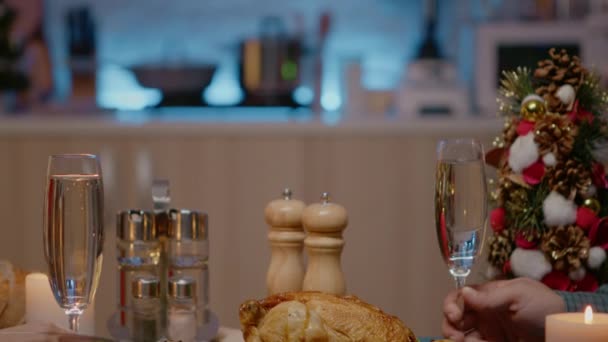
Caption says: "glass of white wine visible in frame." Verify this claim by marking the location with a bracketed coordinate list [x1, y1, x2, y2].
[43, 154, 104, 332]
[435, 139, 487, 288]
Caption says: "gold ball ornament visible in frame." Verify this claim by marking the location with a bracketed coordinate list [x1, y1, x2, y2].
[521, 95, 547, 121]
[583, 198, 601, 214]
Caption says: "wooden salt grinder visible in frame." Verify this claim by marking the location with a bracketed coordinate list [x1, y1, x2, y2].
[302, 192, 348, 295]
[265, 188, 306, 295]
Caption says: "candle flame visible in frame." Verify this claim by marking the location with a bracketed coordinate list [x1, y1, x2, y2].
[584, 305, 593, 324]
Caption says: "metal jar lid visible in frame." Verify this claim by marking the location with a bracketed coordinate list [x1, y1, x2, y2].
[168, 209, 208, 240]
[168, 276, 196, 299]
[117, 210, 157, 241]
[132, 276, 160, 299]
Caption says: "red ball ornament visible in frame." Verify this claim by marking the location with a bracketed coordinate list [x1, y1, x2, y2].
[574, 272, 599, 292]
[592, 163, 608, 189]
[523, 160, 545, 185]
[515, 232, 538, 249]
[516, 120, 535, 136]
[490, 207, 505, 233]
[502, 260, 512, 276]
[576, 207, 599, 230]
[542, 270, 571, 291]
[589, 217, 608, 249]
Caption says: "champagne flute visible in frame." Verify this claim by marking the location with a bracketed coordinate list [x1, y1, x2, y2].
[435, 139, 487, 288]
[43, 154, 104, 332]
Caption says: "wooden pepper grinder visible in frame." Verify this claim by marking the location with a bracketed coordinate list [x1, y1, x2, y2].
[265, 188, 306, 295]
[302, 192, 348, 295]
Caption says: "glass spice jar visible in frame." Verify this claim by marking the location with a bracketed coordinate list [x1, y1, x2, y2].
[167, 276, 197, 342]
[131, 276, 162, 342]
[167, 210, 209, 325]
[116, 210, 161, 329]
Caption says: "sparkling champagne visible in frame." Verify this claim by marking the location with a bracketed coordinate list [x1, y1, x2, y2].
[435, 159, 486, 280]
[45, 174, 104, 312]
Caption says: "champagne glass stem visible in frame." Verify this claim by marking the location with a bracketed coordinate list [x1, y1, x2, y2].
[66, 308, 82, 332]
[68, 313, 80, 332]
[454, 275, 467, 289]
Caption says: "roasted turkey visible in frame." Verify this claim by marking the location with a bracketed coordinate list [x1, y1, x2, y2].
[239, 291, 417, 342]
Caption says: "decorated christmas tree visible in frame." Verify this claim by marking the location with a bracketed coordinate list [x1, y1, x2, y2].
[486, 48, 608, 291]
[0, 0, 27, 92]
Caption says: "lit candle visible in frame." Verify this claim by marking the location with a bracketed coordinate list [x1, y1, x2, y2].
[546, 306, 608, 342]
[25, 273, 96, 335]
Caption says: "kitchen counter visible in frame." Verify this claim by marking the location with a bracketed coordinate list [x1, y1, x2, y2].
[0, 107, 502, 136]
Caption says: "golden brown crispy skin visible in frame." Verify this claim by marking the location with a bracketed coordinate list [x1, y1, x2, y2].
[239, 291, 417, 342]
[0, 261, 27, 328]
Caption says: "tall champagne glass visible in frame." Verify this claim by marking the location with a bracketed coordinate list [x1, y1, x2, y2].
[435, 139, 487, 288]
[43, 154, 104, 332]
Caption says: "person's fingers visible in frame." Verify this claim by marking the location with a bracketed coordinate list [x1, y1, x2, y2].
[464, 330, 488, 342]
[460, 312, 477, 332]
[443, 289, 463, 323]
[441, 318, 465, 342]
[461, 285, 515, 312]
[476, 279, 509, 292]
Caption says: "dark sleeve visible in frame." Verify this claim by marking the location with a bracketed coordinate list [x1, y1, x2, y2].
[557, 285, 608, 313]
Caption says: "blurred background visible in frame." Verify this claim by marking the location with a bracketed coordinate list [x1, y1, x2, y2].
[0, 0, 608, 339]
[2, 0, 606, 116]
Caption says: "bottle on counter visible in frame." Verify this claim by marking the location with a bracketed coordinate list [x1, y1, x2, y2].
[116, 210, 161, 329]
[167, 276, 197, 342]
[167, 209, 210, 336]
[131, 276, 162, 342]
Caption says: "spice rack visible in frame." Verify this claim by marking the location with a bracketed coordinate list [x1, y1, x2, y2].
[107, 180, 219, 342]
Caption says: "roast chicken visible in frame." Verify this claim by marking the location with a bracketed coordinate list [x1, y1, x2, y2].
[0, 260, 26, 328]
[239, 291, 417, 342]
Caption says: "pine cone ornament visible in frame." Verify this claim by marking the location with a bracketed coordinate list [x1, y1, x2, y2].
[541, 225, 590, 272]
[488, 229, 514, 269]
[547, 159, 592, 198]
[503, 184, 527, 210]
[534, 113, 577, 158]
[534, 48, 587, 113]
[498, 177, 526, 208]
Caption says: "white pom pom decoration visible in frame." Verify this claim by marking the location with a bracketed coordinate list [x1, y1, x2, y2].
[569, 267, 586, 281]
[543, 191, 577, 226]
[588, 247, 607, 269]
[542, 152, 557, 167]
[510, 248, 552, 280]
[556, 84, 576, 105]
[508, 132, 539, 173]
